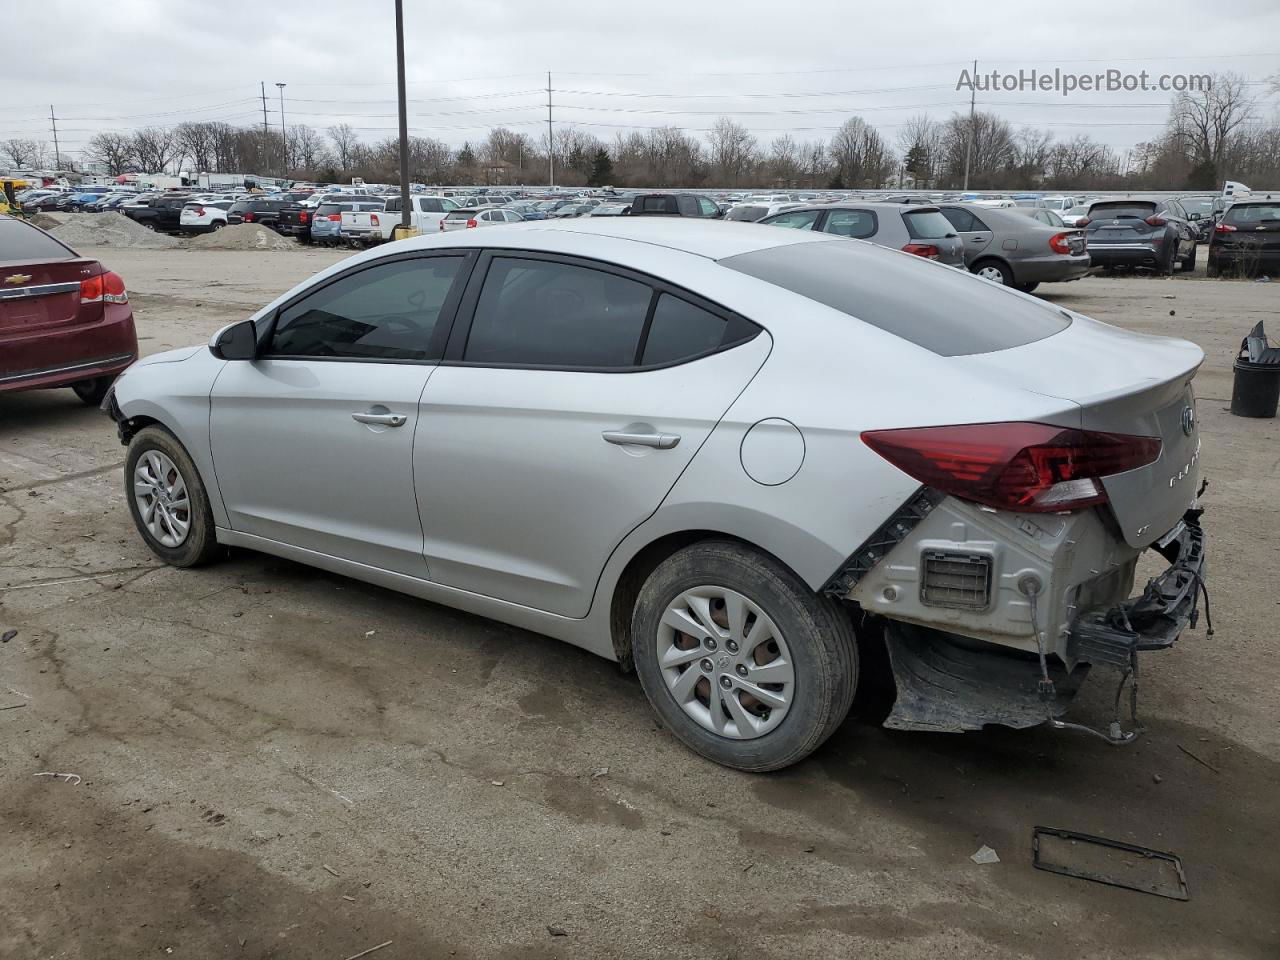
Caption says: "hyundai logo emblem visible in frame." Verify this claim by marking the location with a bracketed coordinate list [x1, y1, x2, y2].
[1181, 406, 1195, 436]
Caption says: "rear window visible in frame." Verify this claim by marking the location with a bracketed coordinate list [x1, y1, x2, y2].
[444, 210, 473, 221]
[635, 196, 675, 213]
[1088, 201, 1156, 219]
[316, 203, 348, 216]
[902, 209, 954, 240]
[230, 201, 253, 213]
[726, 206, 767, 221]
[1223, 203, 1280, 224]
[720, 240, 1070, 357]
[0, 217, 74, 261]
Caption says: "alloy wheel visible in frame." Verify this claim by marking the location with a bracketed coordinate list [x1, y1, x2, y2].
[133, 450, 191, 548]
[977, 265, 1005, 282]
[656, 586, 795, 739]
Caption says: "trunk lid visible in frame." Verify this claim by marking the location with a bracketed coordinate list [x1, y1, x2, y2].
[0, 217, 102, 339]
[1086, 201, 1160, 246]
[955, 315, 1203, 548]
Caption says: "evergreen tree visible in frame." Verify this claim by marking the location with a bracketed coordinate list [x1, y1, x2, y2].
[587, 148, 614, 187]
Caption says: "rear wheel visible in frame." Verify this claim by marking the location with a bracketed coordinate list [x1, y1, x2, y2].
[1015, 281, 1039, 294]
[972, 258, 1013, 286]
[632, 540, 857, 772]
[125, 426, 220, 568]
[211, 220, 224, 231]
[71, 377, 111, 406]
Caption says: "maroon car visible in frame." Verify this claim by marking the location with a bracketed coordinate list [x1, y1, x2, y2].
[0, 214, 137, 404]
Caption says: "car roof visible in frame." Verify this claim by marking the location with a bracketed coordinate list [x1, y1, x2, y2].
[782, 202, 938, 213]
[397, 216, 830, 260]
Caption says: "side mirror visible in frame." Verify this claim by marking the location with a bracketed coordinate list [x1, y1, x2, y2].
[209, 319, 258, 361]
[1189, 212, 1201, 221]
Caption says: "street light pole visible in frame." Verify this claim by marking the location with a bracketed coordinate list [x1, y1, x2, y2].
[394, 0, 412, 236]
[275, 83, 288, 181]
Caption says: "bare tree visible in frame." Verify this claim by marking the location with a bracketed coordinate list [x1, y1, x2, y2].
[896, 114, 943, 186]
[130, 126, 179, 173]
[1, 138, 46, 168]
[1169, 72, 1256, 185]
[84, 132, 135, 175]
[939, 111, 1016, 187]
[327, 122, 359, 174]
[174, 122, 218, 173]
[1046, 134, 1115, 187]
[829, 117, 894, 188]
[767, 134, 801, 186]
[707, 117, 757, 186]
[289, 125, 329, 173]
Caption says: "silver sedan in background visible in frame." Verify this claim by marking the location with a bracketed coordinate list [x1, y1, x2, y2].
[935, 202, 1091, 292]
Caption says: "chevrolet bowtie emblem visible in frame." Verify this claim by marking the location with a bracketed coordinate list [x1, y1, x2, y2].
[4, 273, 33, 285]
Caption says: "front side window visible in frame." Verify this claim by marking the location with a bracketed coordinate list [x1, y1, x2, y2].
[697, 197, 719, 217]
[269, 256, 463, 361]
[464, 257, 651, 368]
[764, 209, 820, 230]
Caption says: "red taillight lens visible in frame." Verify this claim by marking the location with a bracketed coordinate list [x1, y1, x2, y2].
[79, 275, 103, 303]
[901, 243, 938, 259]
[1145, 215, 1167, 227]
[1215, 222, 1236, 233]
[466, 218, 478, 228]
[861, 422, 1161, 514]
[370, 214, 380, 226]
[194, 206, 205, 217]
[300, 211, 309, 222]
[327, 213, 341, 221]
[1049, 231, 1074, 255]
[102, 271, 127, 304]
[243, 211, 255, 222]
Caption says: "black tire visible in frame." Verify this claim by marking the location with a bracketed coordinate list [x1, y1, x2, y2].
[1180, 242, 1197, 272]
[71, 376, 112, 406]
[1015, 281, 1040, 294]
[971, 258, 1014, 287]
[1161, 242, 1177, 275]
[211, 220, 224, 231]
[631, 540, 857, 772]
[124, 425, 220, 568]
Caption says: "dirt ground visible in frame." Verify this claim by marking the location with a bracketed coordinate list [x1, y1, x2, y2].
[1, 246, 1277, 960]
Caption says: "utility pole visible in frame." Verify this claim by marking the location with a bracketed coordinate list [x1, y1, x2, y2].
[962, 59, 976, 191]
[49, 106, 61, 171]
[546, 71, 554, 189]
[276, 82, 288, 180]
[393, 0, 411, 235]
[260, 82, 270, 177]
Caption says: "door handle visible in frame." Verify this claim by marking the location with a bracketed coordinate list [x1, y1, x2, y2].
[603, 430, 680, 449]
[352, 411, 407, 427]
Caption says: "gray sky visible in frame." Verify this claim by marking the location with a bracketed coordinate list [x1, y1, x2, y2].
[4, 0, 1279, 162]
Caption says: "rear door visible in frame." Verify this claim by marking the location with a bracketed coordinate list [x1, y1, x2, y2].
[938, 206, 993, 265]
[209, 252, 472, 575]
[0, 219, 107, 381]
[414, 251, 769, 617]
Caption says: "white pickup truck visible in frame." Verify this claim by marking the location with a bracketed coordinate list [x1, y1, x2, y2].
[340, 195, 460, 247]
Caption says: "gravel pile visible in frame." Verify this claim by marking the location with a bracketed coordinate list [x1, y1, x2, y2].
[189, 224, 298, 251]
[26, 213, 62, 231]
[47, 212, 179, 249]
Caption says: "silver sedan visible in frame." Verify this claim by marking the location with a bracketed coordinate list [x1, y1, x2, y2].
[106, 219, 1208, 770]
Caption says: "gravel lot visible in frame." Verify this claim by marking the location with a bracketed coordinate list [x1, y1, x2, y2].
[1, 247, 1277, 959]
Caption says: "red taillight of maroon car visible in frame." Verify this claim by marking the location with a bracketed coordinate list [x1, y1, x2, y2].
[861, 421, 1161, 513]
[79, 271, 128, 305]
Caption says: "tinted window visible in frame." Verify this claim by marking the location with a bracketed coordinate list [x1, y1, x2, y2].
[1179, 197, 1215, 216]
[0, 217, 74, 261]
[764, 209, 820, 230]
[939, 207, 985, 232]
[1088, 201, 1156, 219]
[444, 210, 472, 221]
[1224, 203, 1280, 224]
[418, 198, 446, 213]
[464, 257, 651, 367]
[677, 196, 699, 216]
[269, 257, 463, 361]
[902, 210, 954, 240]
[726, 205, 767, 221]
[721, 240, 1070, 357]
[635, 196, 675, 214]
[641, 294, 755, 366]
[822, 209, 877, 239]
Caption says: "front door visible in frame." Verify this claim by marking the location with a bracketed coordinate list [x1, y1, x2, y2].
[414, 252, 769, 617]
[210, 253, 470, 576]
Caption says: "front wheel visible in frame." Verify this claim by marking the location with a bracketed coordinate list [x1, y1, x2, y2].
[210, 220, 224, 231]
[1180, 242, 1197, 272]
[125, 426, 220, 568]
[1015, 281, 1039, 294]
[632, 540, 857, 772]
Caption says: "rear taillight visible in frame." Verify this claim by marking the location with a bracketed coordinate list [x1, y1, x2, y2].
[466, 218, 478, 228]
[861, 422, 1161, 514]
[193, 206, 205, 217]
[300, 211, 310, 223]
[1145, 215, 1167, 227]
[370, 214, 380, 226]
[1215, 222, 1237, 233]
[901, 243, 939, 259]
[102, 271, 127, 304]
[1049, 232, 1074, 255]
[79, 275, 103, 303]
[243, 212, 255, 222]
[1076, 217, 1091, 227]
[327, 213, 341, 221]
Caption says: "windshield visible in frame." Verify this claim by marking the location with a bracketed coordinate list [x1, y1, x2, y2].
[1179, 197, 1215, 216]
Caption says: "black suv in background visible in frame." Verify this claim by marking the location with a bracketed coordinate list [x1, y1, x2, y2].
[122, 195, 188, 233]
[625, 193, 723, 218]
[227, 198, 292, 228]
[1208, 199, 1280, 277]
[1081, 197, 1199, 274]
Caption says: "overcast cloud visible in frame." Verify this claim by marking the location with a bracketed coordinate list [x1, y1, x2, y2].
[4, 0, 1279, 162]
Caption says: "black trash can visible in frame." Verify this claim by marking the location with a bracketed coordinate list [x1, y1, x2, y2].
[1231, 359, 1280, 418]
[1231, 320, 1280, 418]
